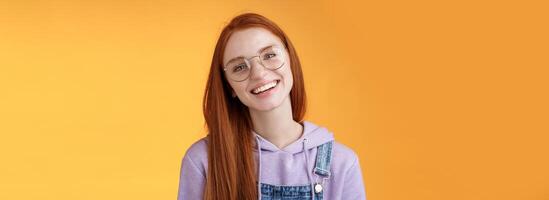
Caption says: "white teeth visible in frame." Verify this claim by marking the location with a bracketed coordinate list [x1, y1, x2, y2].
[252, 80, 278, 94]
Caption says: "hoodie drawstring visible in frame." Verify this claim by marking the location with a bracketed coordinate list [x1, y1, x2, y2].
[255, 136, 262, 200]
[303, 138, 314, 200]
[256, 136, 316, 200]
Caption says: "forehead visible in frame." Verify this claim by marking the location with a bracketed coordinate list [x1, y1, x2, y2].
[223, 27, 284, 65]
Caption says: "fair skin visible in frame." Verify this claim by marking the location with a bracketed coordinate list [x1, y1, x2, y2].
[223, 27, 303, 149]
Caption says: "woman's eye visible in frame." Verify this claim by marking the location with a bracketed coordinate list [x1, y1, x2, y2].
[233, 64, 247, 72]
[264, 53, 276, 59]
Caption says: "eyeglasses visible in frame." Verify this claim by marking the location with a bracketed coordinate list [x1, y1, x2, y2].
[223, 45, 286, 82]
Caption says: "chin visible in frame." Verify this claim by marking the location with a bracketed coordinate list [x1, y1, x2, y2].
[249, 93, 292, 112]
[250, 101, 281, 112]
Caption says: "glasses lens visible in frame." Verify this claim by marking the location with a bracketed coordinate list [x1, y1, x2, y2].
[224, 46, 286, 81]
[260, 46, 284, 69]
[226, 59, 250, 81]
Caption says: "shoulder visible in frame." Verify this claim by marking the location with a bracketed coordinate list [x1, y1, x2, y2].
[184, 137, 208, 157]
[329, 140, 360, 176]
[182, 137, 208, 172]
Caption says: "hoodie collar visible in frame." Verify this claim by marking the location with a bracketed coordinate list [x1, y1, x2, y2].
[253, 120, 335, 154]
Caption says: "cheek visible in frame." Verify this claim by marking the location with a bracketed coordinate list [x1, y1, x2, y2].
[228, 81, 246, 94]
[282, 66, 294, 89]
[235, 83, 248, 94]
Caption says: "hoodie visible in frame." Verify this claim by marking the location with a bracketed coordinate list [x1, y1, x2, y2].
[177, 120, 367, 200]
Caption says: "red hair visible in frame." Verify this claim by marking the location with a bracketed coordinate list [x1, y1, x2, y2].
[202, 13, 307, 200]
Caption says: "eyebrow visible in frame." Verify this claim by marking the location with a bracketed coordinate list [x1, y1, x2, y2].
[224, 44, 276, 66]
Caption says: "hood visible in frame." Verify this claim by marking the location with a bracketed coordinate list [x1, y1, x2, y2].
[252, 120, 335, 153]
[252, 120, 334, 200]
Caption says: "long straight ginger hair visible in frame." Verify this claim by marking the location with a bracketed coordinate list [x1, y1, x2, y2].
[202, 13, 307, 200]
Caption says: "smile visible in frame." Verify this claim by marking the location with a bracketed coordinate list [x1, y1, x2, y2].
[251, 80, 279, 95]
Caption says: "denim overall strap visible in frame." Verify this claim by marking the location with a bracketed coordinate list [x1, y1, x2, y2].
[314, 141, 333, 178]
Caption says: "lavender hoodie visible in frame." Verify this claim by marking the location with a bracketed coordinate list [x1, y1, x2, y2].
[177, 120, 367, 199]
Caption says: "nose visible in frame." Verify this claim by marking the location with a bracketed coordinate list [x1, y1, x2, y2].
[248, 57, 268, 80]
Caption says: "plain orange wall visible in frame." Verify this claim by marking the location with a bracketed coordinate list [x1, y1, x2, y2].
[1, 0, 548, 199]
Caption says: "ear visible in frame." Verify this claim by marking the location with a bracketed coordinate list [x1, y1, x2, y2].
[231, 90, 237, 98]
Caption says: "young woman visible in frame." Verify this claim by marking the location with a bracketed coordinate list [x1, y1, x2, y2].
[178, 13, 366, 200]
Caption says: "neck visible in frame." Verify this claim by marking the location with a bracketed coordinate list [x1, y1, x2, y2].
[249, 96, 303, 149]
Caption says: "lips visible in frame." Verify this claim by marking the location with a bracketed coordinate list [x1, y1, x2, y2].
[250, 80, 280, 95]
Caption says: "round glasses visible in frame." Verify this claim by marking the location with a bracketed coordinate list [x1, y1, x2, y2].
[223, 45, 286, 82]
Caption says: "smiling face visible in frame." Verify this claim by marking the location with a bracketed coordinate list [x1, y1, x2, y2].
[223, 27, 293, 112]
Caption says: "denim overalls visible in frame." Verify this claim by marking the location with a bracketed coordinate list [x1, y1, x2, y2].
[258, 140, 334, 200]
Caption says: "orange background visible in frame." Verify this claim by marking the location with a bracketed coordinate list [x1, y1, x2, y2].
[1, 0, 548, 199]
